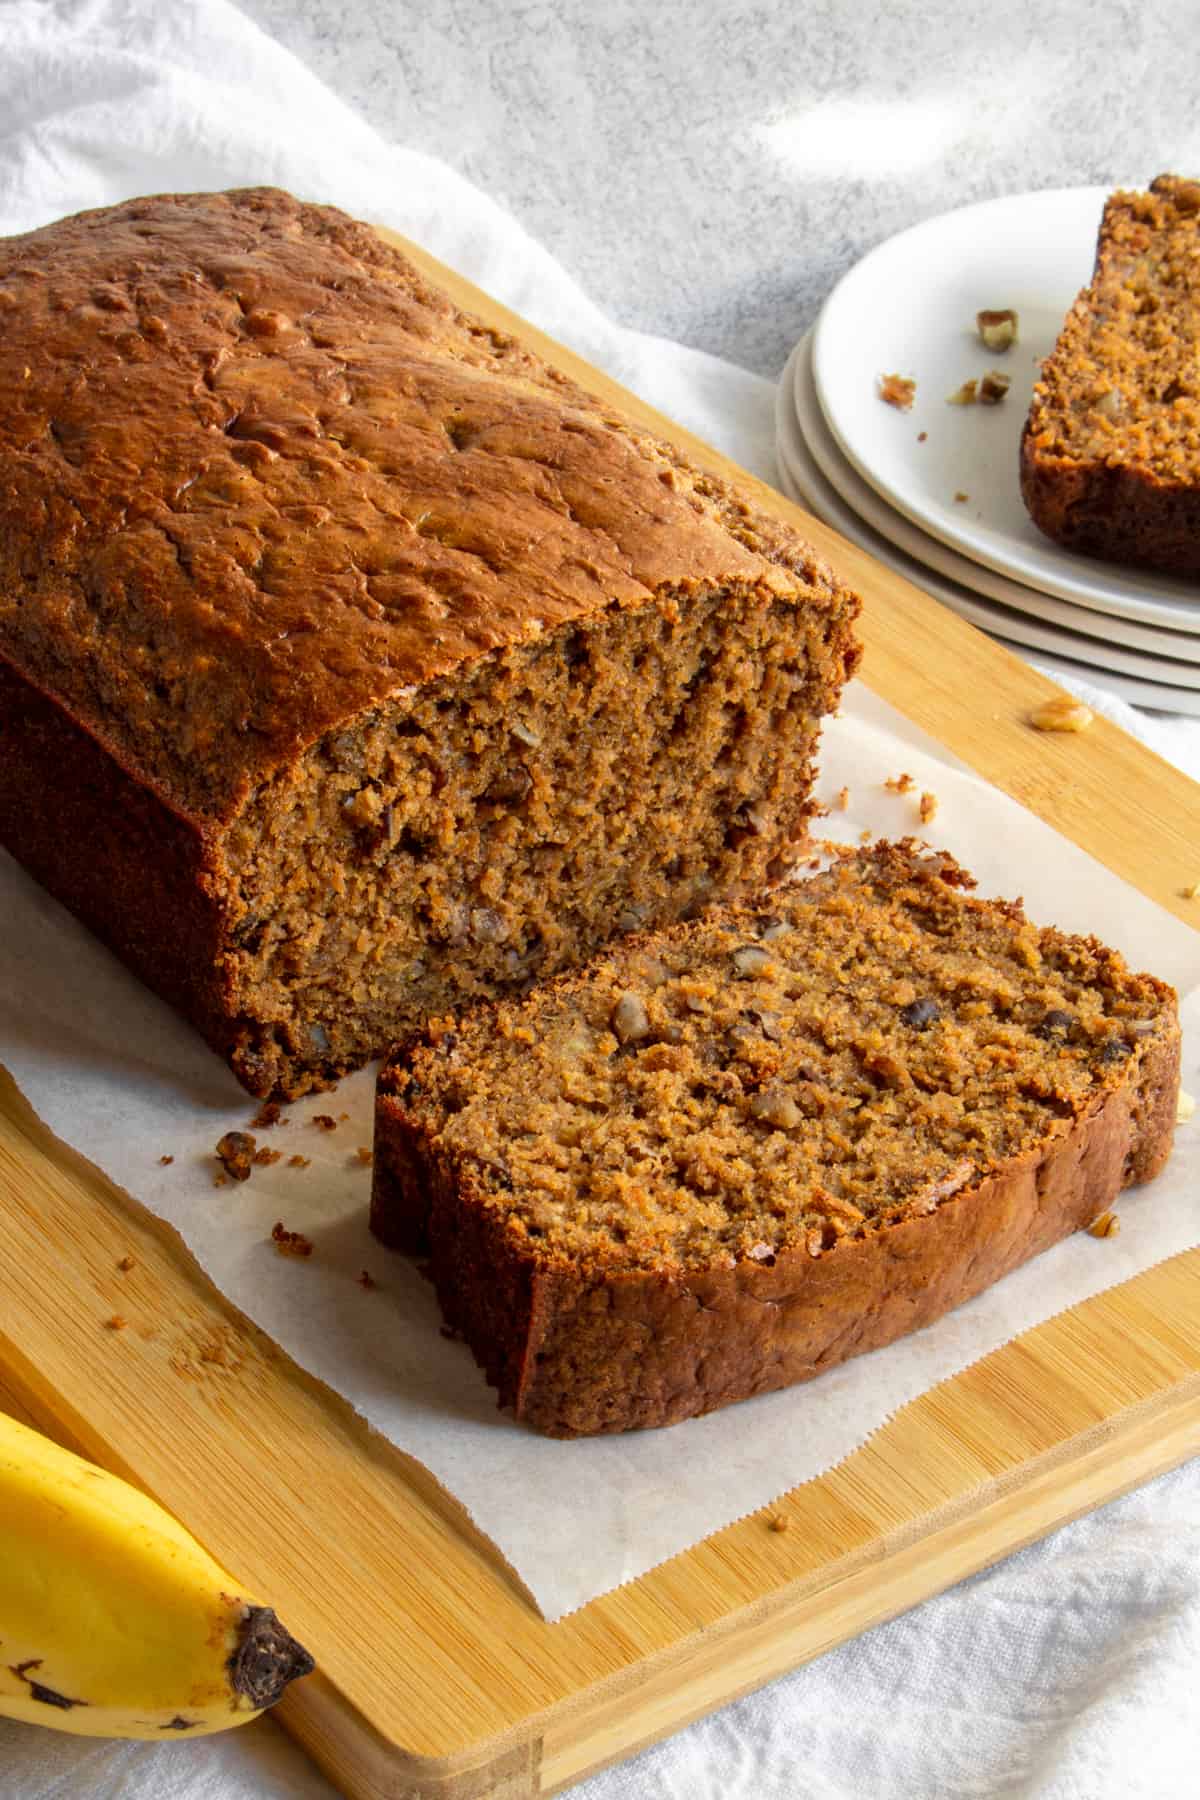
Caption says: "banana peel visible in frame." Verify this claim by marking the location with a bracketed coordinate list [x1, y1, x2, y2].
[0, 1409, 313, 1738]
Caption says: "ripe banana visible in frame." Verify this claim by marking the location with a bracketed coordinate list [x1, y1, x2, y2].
[0, 1408, 313, 1738]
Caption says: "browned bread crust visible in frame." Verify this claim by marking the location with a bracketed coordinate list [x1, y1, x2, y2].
[371, 845, 1180, 1436]
[0, 189, 860, 1095]
[1020, 175, 1200, 574]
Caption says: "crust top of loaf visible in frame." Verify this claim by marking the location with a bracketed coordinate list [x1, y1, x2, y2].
[0, 188, 852, 822]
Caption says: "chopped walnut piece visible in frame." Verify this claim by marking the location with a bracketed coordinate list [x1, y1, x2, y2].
[271, 1221, 314, 1258]
[977, 308, 1019, 351]
[1178, 1090, 1196, 1124]
[1030, 695, 1093, 733]
[946, 378, 978, 406]
[979, 370, 1011, 405]
[879, 372, 916, 410]
[919, 791, 938, 824]
[1093, 388, 1123, 419]
[215, 1131, 256, 1181]
[1087, 1211, 1121, 1238]
[611, 991, 651, 1043]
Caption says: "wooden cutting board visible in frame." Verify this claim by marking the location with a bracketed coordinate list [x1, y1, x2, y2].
[1, 231, 1198, 1800]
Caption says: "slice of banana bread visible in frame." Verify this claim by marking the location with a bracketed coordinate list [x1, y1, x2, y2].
[0, 189, 860, 1097]
[1021, 174, 1200, 573]
[371, 843, 1180, 1436]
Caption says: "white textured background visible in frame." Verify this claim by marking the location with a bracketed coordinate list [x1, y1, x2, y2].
[239, 0, 1200, 376]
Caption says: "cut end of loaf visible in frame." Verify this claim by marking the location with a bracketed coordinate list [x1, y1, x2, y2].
[215, 579, 859, 1097]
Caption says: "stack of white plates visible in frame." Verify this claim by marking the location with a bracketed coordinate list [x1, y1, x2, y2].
[774, 188, 1200, 715]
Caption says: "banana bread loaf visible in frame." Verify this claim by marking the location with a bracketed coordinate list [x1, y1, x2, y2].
[371, 843, 1179, 1436]
[0, 189, 861, 1097]
[1021, 174, 1200, 573]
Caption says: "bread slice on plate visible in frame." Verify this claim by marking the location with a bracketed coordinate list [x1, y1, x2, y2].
[1021, 174, 1200, 574]
[372, 843, 1180, 1436]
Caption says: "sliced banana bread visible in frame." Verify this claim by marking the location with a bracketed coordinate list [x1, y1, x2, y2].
[0, 189, 860, 1098]
[372, 843, 1180, 1436]
[1021, 174, 1200, 573]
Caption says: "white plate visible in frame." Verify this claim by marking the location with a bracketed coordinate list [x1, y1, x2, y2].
[774, 346, 1200, 707]
[792, 332, 1200, 663]
[810, 187, 1200, 617]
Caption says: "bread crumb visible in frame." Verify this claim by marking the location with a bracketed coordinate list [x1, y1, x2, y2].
[858, 828, 873, 844]
[117, 1255, 135, 1273]
[356, 1146, 374, 1166]
[158, 1154, 174, 1166]
[288, 1154, 312, 1169]
[1178, 1090, 1196, 1124]
[768, 1514, 790, 1533]
[946, 378, 978, 406]
[104, 1315, 127, 1331]
[356, 1269, 377, 1291]
[215, 1130, 256, 1181]
[213, 1174, 228, 1189]
[953, 490, 969, 503]
[312, 1114, 338, 1132]
[1030, 696, 1093, 733]
[979, 370, 1010, 405]
[339, 1112, 350, 1122]
[885, 772, 915, 794]
[1180, 880, 1199, 899]
[1087, 1211, 1121, 1238]
[253, 1146, 283, 1167]
[919, 791, 938, 824]
[834, 786, 850, 811]
[917, 430, 928, 443]
[251, 1101, 285, 1129]
[879, 372, 915, 410]
[271, 1221, 314, 1258]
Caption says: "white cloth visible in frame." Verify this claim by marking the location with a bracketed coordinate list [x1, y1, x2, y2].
[0, 3, 1196, 1796]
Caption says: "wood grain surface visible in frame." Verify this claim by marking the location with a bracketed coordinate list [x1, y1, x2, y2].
[0, 230, 1196, 1800]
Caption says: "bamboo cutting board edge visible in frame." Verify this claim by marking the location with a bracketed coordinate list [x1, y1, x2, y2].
[0, 226, 1197, 1798]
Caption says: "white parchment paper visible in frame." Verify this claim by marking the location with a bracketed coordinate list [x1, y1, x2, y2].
[1, 684, 1196, 1620]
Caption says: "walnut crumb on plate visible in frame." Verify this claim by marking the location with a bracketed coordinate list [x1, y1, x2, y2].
[879, 372, 915, 410]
